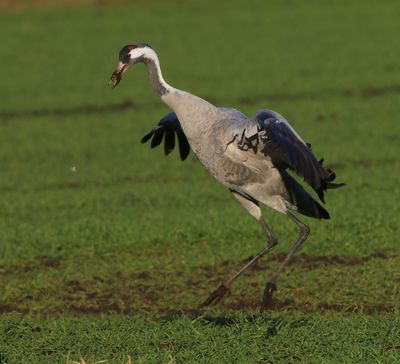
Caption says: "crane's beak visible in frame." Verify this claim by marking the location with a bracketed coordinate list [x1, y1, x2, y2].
[108, 62, 129, 88]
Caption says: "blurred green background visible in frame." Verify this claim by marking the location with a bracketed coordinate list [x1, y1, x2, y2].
[0, 0, 399, 363]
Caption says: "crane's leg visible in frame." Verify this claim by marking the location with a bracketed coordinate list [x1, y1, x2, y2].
[262, 211, 310, 310]
[199, 191, 278, 308]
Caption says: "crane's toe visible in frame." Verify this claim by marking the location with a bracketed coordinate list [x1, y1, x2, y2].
[199, 284, 229, 308]
[262, 282, 277, 310]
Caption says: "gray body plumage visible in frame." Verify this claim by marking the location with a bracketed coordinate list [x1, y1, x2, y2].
[162, 90, 324, 217]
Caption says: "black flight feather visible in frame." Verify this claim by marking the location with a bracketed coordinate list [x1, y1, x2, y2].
[151, 128, 164, 148]
[141, 112, 191, 161]
[164, 129, 175, 155]
[254, 111, 344, 203]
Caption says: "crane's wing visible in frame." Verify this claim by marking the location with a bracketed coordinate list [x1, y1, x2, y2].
[141, 112, 191, 161]
[231, 109, 344, 202]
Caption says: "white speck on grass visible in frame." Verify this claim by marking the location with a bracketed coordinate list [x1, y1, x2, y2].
[71, 165, 77, 173]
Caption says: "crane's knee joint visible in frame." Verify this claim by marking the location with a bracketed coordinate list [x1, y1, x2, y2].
[269, 236, 278, 248]
[301, 225, 310, 239]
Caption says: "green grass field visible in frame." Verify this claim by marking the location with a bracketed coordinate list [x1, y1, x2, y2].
[1, 0, 400, 362]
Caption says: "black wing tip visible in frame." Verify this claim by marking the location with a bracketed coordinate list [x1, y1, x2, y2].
[141, 132, 153, 144]
[163, 130, 175, 156]
[315, 163, 346, 202]
[317, 189, 326, 203]
[319, 210, 331, 220]
[324, 169, 346, 190]
[141, 114, 191, 161]
[328, 182, 346, 189]
[179, 147, 190, 161]
[177, 131, 190, 161]
[314, 199, 330, 219]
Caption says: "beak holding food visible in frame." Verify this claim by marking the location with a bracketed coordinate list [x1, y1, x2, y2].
[108, 62, 128, 88]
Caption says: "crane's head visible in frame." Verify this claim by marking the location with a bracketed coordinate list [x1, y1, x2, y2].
[108, 43, 153, 88]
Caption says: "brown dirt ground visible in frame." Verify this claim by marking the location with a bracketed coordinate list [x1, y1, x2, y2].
[0, 252, 396, 316]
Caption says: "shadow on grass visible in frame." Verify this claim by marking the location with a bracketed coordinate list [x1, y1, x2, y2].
[161, 309, 287, 335]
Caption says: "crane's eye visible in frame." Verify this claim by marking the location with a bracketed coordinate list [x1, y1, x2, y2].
[118, 45, 134, 63]
[122, 54, 130, 64]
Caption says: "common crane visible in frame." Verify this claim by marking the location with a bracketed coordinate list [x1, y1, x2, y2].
[109, 43, 344, 310]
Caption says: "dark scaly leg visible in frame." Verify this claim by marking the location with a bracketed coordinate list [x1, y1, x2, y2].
[262, 211, 310, 310]
[199, 192, 278, 308]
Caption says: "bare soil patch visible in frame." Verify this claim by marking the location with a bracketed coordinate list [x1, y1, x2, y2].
[0, 252, 396, 316]
[227, 299, 394, 314]
[0, 300, 394, 316]
[209, 252, 392, 274]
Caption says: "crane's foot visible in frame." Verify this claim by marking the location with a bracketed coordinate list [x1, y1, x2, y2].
[262, 282, 277, 311]
[198, 284, 229, 308]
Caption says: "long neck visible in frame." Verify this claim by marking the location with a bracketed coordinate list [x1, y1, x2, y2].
[143, 53, 174, 96]
[141, 49, 219, 126]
